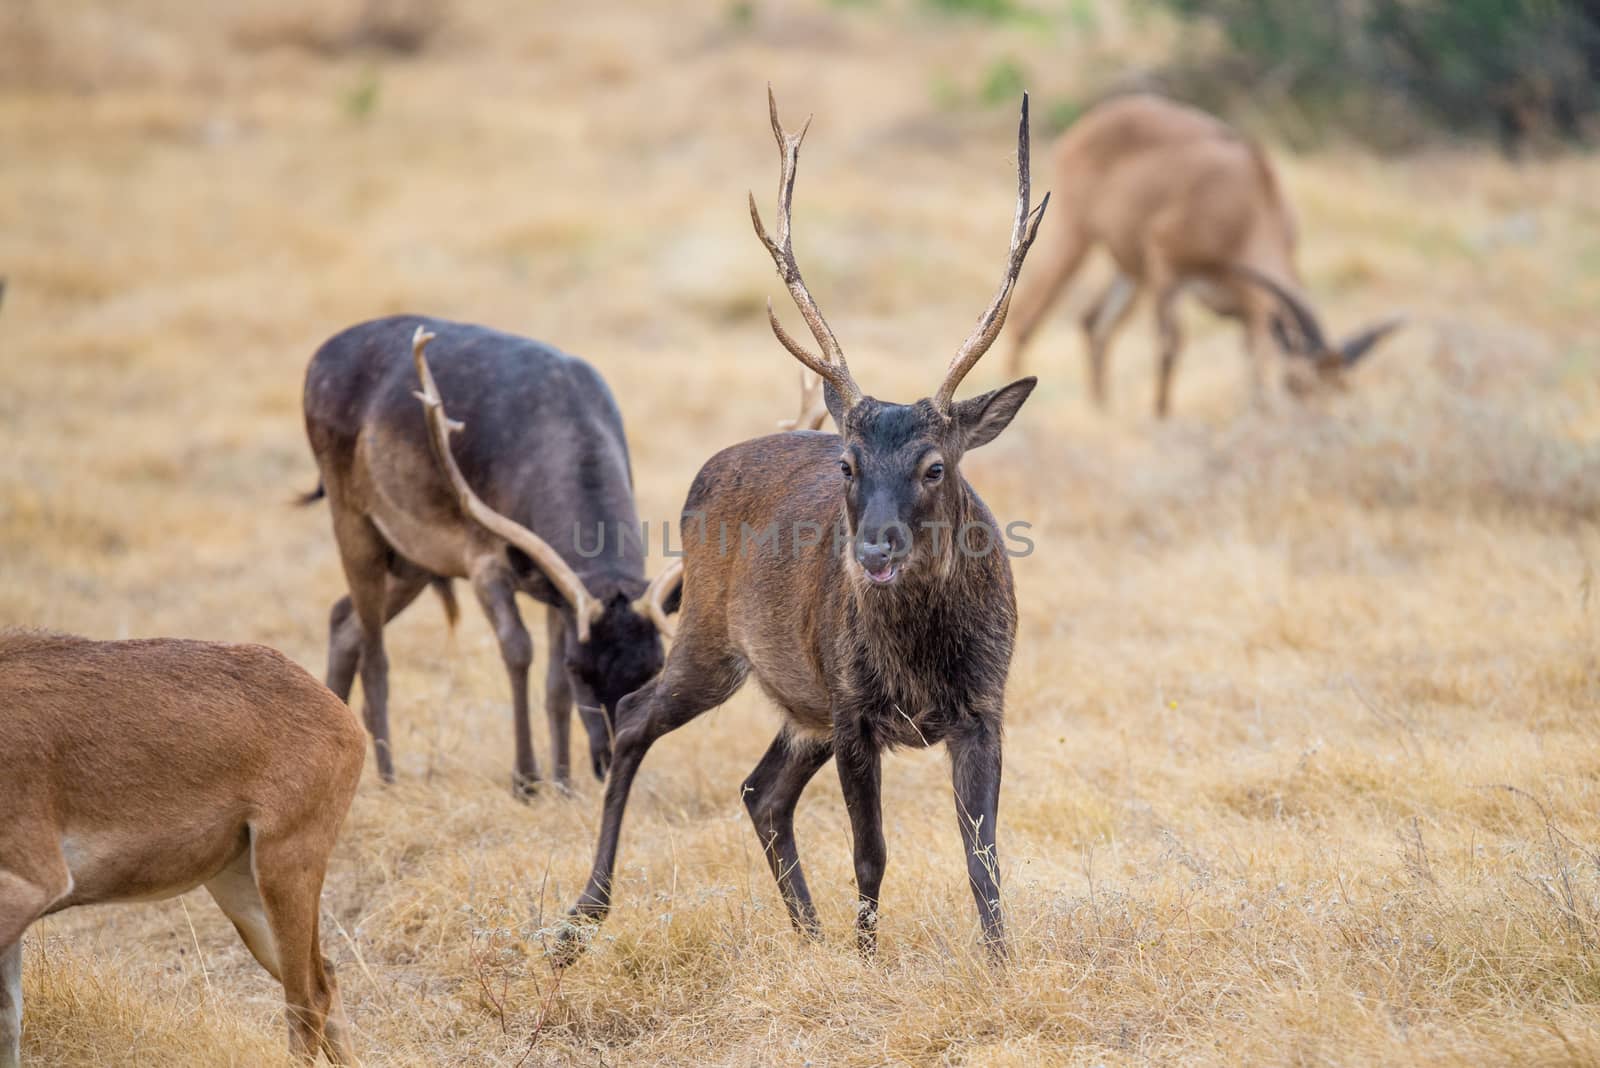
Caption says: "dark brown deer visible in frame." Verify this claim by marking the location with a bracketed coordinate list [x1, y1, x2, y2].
[0, 631, 365, 1066]
[302, 318, 680, 795]
[1006, 93, 1402, 416]
[551, 89, 1047, 963]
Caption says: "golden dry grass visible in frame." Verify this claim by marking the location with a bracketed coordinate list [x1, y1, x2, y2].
[3, 1, 1600, 1064]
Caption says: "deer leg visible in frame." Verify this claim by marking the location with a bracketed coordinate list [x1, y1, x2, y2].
[544, 608, 575, 789]
[1241, 291, 1280, 413]
[1152, 279, 1185, 419]
[559, 646, 747, 959]
[1081, 272, 1138, 410]
[330, 515, 399, 783]
[0, 848, 71, 1068]
[1005, 221, 1089, 377]
[949, 721, 1006, 959]
[834, 723, 886, 957]
[471, 564, 537, 799]
[741, 729, 833, 938]
[207, 851, 282, 979]
[325, 565, 433, 704]
[0, 942, 20, 1068]
[249, 831, 356, 1066]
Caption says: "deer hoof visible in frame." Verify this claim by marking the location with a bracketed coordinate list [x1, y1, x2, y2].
[510, 772, 540, 802]
[546, 917, 597, 969]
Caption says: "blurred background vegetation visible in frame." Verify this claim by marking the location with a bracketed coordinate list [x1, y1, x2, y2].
[868, 0, 1600, 153]
[1149, 0, 1600, 153]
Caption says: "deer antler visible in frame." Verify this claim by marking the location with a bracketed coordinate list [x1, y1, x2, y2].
[749, 86, 863, 414]
[410, 327, 604, 642]
[778, 367, 829, 431]
[1223, 264, 1329, 354]
[635, 558, 683, 640]
[933, 93, 1051, 413]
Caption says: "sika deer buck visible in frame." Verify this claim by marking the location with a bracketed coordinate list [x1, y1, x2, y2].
[303, 318, 680, 794]
[554, 89, 1047, 963]
[0, 631, 364, 1066]
[1006, 93, 1402, 416]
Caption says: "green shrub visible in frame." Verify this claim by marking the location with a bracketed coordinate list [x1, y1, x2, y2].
[1149, 0, 1600, 151]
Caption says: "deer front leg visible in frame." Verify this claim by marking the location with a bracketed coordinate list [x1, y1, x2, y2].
[949, 720, 1006, 958]
[544, 609, 575, 788]
[834, 718, 886, 957]
[556, 644, 746, 966]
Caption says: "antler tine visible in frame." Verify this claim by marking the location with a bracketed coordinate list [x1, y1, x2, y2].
[410, 327, 603, 642]
[636, 558, 683, 640]
[779, 367, 829, 431]
[934, 93, 1051, 412]
[749, 86, 863, 411]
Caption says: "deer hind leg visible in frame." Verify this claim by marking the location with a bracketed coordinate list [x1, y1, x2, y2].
[741, 729, 833, 939]
[246, 830, 356, 1066]
[325, 563, 433, 704]
[330, 513, 403, 784]
[471, 562, 538, 800]
[1080, 272, 1139, 410]
[558, 642, 748, 961]
[1005, 221, 1090, 378]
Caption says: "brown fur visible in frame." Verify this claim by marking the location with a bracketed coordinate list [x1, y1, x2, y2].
[0, 631, 365, 1066]
[558, 92, 1044, 964]
[1007, 93, 1400, 414]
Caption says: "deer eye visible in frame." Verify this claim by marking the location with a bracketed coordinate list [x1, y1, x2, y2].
[924, 462, 944, 484]
[839, 459, 853, 481]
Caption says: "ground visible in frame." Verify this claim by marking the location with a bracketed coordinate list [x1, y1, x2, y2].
[2, 1, 1600, 1065]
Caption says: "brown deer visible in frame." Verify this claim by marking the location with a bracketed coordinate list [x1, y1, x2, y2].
[0, 630, 364, 1066]
[549, 89, 1047, 964]
[303, 317, 681, 795]
[1006, 93, 1402, 416]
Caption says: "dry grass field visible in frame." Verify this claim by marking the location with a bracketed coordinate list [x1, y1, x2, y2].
[4, 1, 1600, 1064]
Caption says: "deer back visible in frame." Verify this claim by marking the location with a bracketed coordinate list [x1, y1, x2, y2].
[304, 316, 648, 597]
[0, 630, 364, 909]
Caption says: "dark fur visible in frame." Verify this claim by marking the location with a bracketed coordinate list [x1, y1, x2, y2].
[302, 316, 663, 792]
[564, 378, 1035, 960]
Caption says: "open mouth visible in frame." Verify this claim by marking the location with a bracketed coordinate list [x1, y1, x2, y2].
[862, 561, 900, 585]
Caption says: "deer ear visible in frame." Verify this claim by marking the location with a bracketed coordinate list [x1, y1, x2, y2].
[951, 376, 1036, 451]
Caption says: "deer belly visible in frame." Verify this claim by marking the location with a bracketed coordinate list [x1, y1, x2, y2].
[1185, 276, 1242, 316]
[51, 824, 245, 910]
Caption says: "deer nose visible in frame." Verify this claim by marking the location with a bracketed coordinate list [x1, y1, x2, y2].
[858, 540, 894, 573]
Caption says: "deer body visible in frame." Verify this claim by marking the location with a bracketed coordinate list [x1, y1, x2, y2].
[555, 90, 1047, 962]
[1007, 93, 1400, 414]
[0, 631, 363, 1066]
[678, 429, 1015, 746]
[304, 316, 672, 791]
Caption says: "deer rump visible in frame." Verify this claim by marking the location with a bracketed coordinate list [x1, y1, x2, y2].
[304, 315, 642, 599]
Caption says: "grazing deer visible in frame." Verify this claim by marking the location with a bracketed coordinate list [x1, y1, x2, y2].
[1006, 93, 1402, 416]
[0, 631, 364, 1066]
[552, 89, 1047, 963]
[302, 318, 680, 794]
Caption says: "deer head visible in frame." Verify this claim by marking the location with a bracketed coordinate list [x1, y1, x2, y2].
[750, 88, 1047, 585]
[1235, 265, 1405, 396]
[411, 327, 679, 773]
